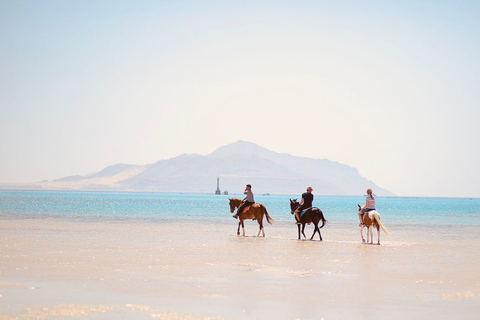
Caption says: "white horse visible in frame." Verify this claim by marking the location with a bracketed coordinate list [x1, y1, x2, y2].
[360, 210, 390, 245]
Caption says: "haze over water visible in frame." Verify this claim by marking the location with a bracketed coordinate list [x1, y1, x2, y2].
[2, 1, 480, 198]
[1, 191, 479, 319]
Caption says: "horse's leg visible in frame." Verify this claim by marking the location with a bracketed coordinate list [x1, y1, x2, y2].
[260, 216, 265, 237]
[377, 225, 381, 245]
[360, 225, 365, 242]
[301, 224, 306, 239]
[237, 221, 241, 236]
[257, 218, 264, 237]
[317, 224, 322, 241]
[255, 210, 264, 237]
[310, 222, 322, 241]
[241, 219, 245, 236]
[258, 223, 265, 237]
[312, 215, 322, 241]
[310, 225, 316, 240]
[297, 224, 301, 240]
[260, 212, 265, 237]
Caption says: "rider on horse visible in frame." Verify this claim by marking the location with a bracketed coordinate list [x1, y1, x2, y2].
[358, 188, 376, 226]
[233, 184, 255, 219]
[294, 187, 314, 224]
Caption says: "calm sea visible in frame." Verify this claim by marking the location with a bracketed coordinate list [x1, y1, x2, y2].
[1, 190, 479, 228]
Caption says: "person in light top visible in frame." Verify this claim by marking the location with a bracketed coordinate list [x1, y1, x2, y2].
[233, 184, 255, 219]
[358, 188, 375, 226]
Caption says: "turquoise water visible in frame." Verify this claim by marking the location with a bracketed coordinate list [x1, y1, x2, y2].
[1, 191, 479, 227]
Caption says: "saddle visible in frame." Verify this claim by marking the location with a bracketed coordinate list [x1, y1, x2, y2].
[300, 207, 312, 217]
[242, 206, 251, 214]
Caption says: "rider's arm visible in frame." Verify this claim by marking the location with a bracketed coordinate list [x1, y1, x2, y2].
[361, 198, 368, 210]
[300, 198, 304, 205]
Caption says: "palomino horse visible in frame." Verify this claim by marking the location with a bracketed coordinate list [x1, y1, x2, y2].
[289, 199, 326, 240]
[228, 198, 275, 237]
[358, 205, 390, 245]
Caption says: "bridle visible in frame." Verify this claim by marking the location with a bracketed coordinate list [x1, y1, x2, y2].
[229, 200, 240, 213]
[290, 200, 300, 214]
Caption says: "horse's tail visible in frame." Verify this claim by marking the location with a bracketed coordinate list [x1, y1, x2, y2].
[262, 205, 276, 225]
[372, 211, 390, 236]
[318, 209, 327, 229]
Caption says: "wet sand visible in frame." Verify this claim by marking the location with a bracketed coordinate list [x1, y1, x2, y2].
[1, 218, 479, 319]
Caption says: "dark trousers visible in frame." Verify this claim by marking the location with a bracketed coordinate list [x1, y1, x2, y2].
[297, 204, 311, 212]
[238, 201, 255, 214]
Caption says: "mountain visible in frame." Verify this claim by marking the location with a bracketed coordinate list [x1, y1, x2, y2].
[36, 141, 394, 196]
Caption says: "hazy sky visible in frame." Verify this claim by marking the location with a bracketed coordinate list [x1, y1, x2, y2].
[1, 0, 479, 197]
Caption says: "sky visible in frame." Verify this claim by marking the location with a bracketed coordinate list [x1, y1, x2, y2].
[1, 0, 479, 198]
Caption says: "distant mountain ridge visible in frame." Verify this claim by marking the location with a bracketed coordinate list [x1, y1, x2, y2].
[35, 141, 394, 196]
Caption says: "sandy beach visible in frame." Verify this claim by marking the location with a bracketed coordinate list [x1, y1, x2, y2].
[1, 216, 479, 320]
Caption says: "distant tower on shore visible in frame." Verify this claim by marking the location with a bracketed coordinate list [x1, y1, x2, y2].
[215, 177, 221, 195]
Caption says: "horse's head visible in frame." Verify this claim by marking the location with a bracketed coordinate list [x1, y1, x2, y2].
[228, 198, 242, 213]
[289, 198, 300, 214]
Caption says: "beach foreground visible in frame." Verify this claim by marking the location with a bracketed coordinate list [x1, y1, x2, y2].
[1, 217, 479, 320]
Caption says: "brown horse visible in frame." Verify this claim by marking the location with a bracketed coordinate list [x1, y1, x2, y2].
[290, 199, 326, 240]
[358, 205, 390, 245]
[228, 198, 275, 237]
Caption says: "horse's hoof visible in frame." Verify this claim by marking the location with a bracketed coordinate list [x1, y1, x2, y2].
[362, 239, 365, 243]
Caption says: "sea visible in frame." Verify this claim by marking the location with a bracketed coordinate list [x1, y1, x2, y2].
[1, 190, 479, 226]
[1, 190, 480, 320]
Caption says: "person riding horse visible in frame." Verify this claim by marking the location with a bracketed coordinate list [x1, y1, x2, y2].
[294, 187, 313, 224]
[233, 184, 255, 219]
[358, 188, 376, 226]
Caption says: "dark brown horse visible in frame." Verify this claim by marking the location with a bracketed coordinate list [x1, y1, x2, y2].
[290, 199, 326, 240]
[228, 198, 275, 236]
[358, 205, 390, 245]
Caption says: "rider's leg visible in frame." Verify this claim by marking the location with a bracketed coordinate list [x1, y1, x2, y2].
[233, 204, 244, 219]
[295, 209, 301, 224]
[234, 202, 249, 219]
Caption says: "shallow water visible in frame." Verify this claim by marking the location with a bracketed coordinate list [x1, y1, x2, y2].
[0, 191, 479, 319]
[2, 191, 479, 223]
